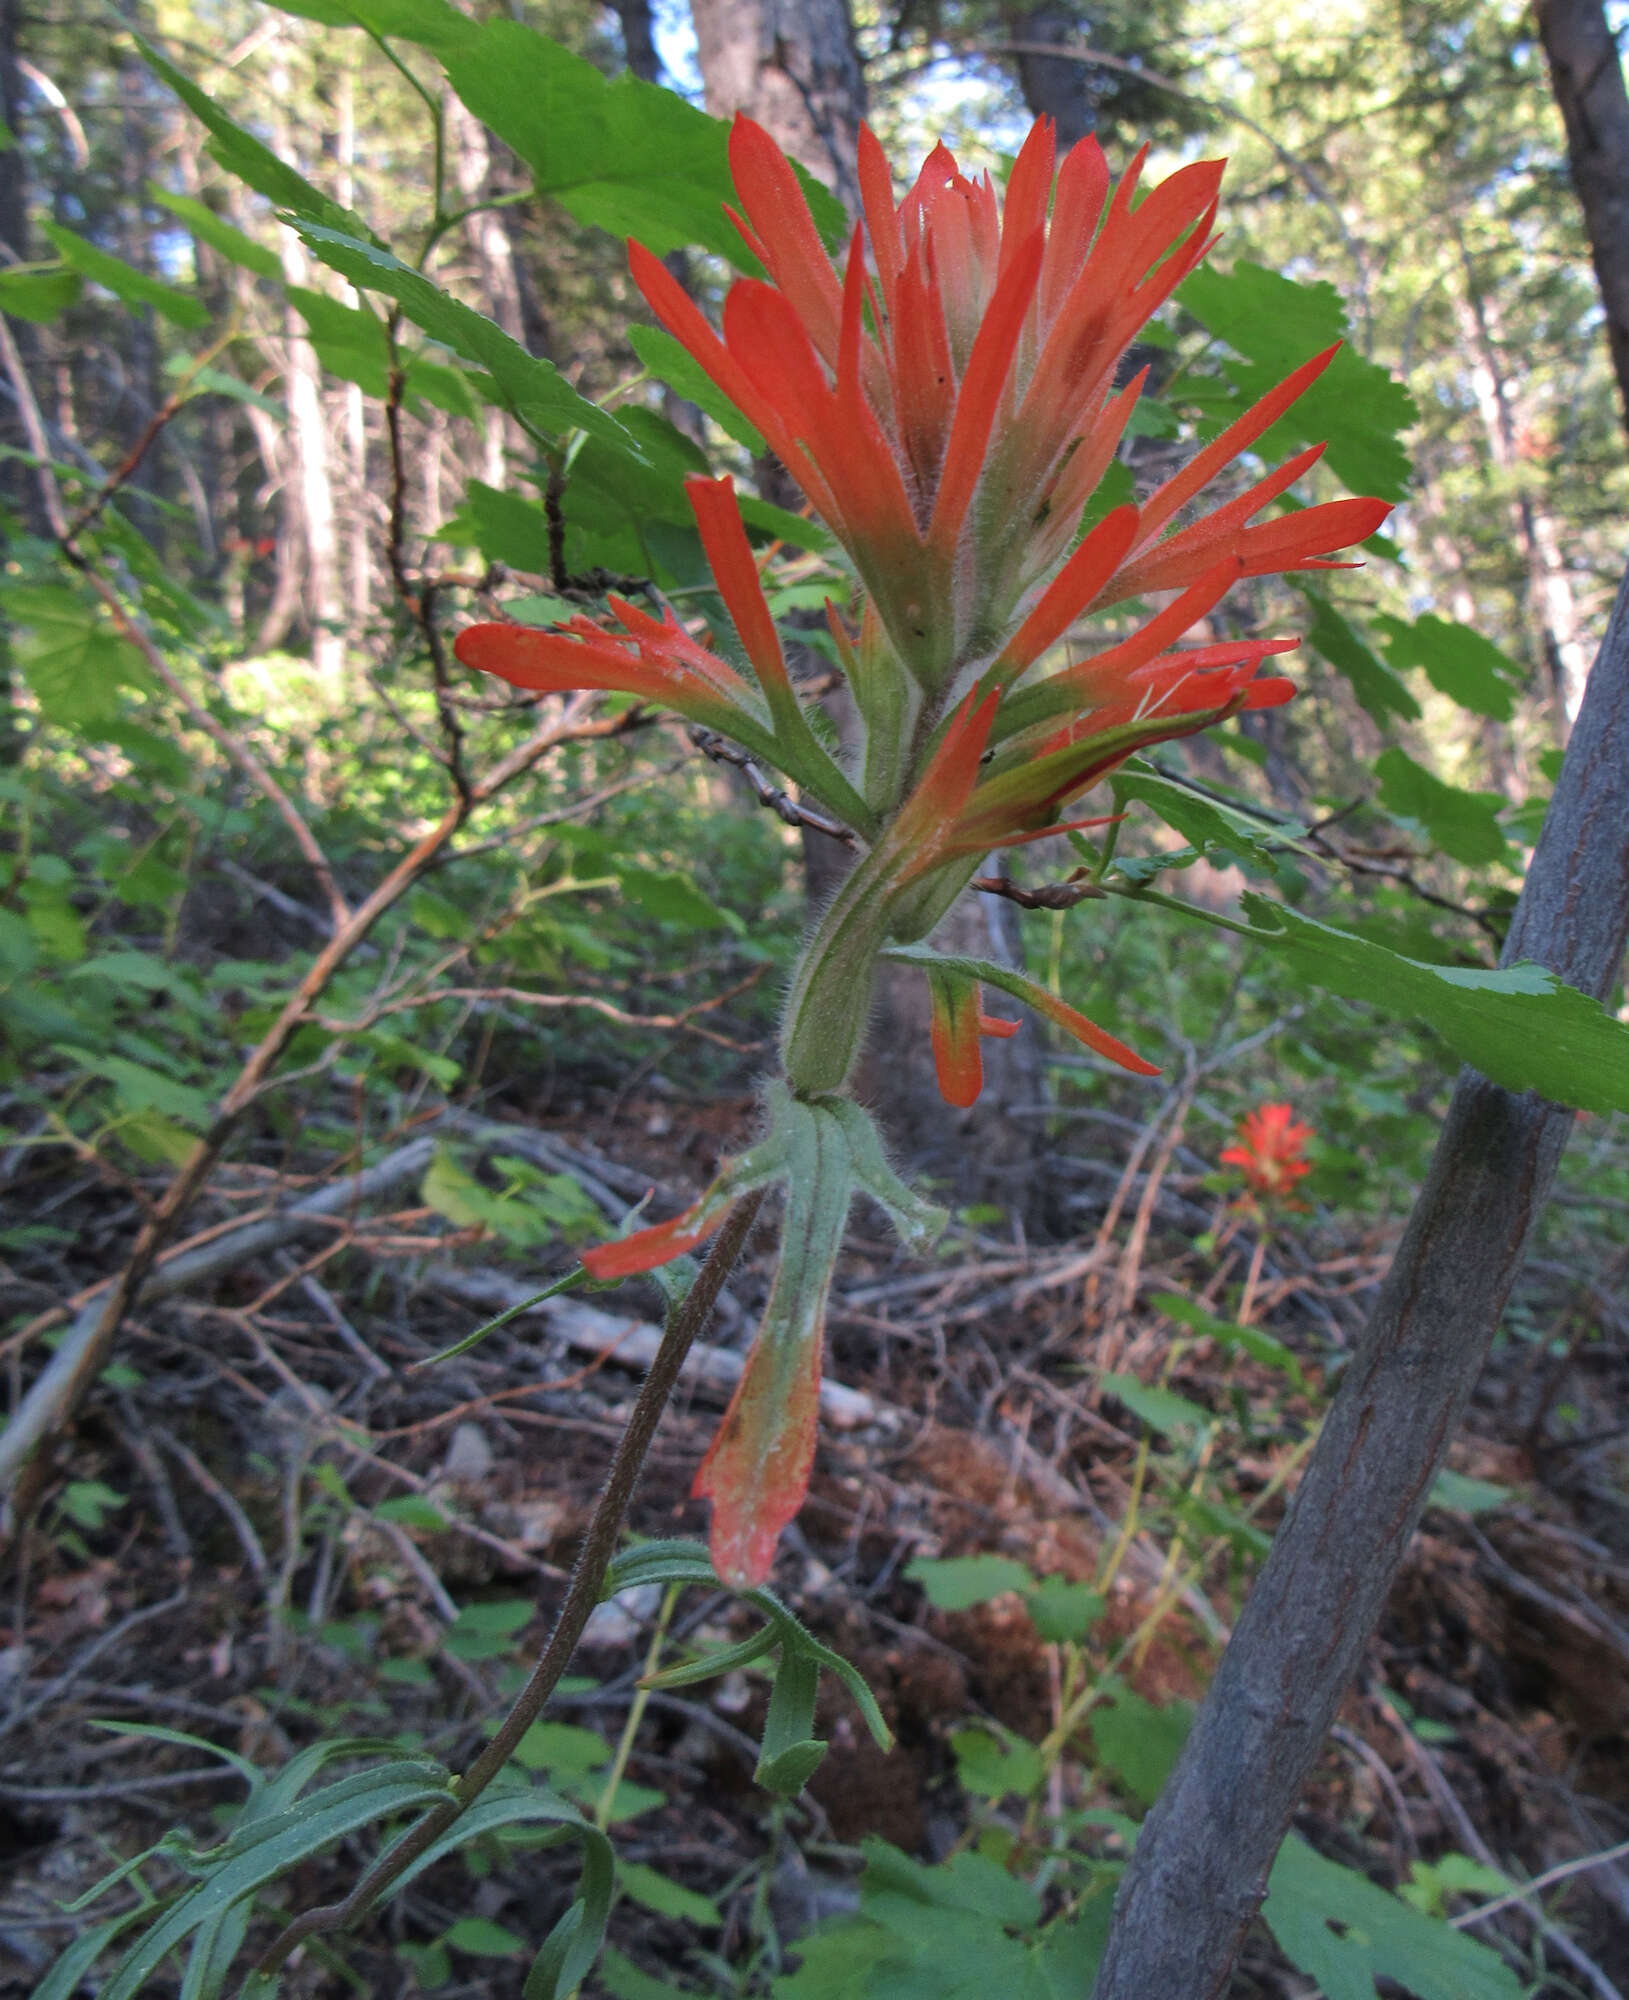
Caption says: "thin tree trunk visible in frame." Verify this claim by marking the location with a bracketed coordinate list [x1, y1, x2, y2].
[1452, 230, 1592, 731]
[1003, 0, 1097, 148]
[266, 30, 343, 696]
[0, 0, 27, 763]
[1092, 565, 1629, 1995]
[1536, 0, 1629, 434]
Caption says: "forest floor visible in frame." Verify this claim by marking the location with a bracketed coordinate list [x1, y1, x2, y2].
[2, 1067, 1628, 1999]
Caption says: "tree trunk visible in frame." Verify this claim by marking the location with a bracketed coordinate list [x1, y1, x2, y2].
[1003, 0, 1097, 149]
[0, 0, 31, 762]
[688, 0, 867, 206]
[267, 31, 344, 698]
[1535, 0, 1629, 434]
[1452, 233, 1592, 732]
[1092, 564, 1629, 1995]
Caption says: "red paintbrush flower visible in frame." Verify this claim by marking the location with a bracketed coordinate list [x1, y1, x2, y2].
[630, 116, 1389, 692]
[1220, 1103, 1314, 1204]
[450, 115, 1395, 1590]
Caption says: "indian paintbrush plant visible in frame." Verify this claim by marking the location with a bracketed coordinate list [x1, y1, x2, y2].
[454, 115, 1390, 1587]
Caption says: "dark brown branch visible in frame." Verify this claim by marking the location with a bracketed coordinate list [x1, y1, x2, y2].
[251, 1190, 765, 1981]
[688, 725, 858, 844]
[972, 870, 1103, 910]
[1093, 565, 1629, 1994]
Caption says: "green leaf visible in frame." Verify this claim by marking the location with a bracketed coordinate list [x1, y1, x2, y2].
[271, 0, 479, 55]
[0, 582, 152, 727]
[1297, 588, 1421, 725]
[1088, 1688, 1193, 1807]
[445, 1917, 528, 1958]
[1177, 260, 1416, 500]
[63, 1048, 213, 1127]
[641, 1624, 779, 1690]
[628, 322, 766, 453]
[137, 37, 370, 239]
[616, 865, 735, 932]
[1149, 1292, 1306, 1390]
[96, 1761, 451, 2000]
[40, 223, 210, 330]
[905, 1552, 1036, 1610]
[148, 188, 282, 280]
[756, 1648, 823, 1795]
[509, 1721, 613, 1776]
[445, 21, 845, 263]
[0, 263, 83, 322]
[1239, 893, 1629, 1114]
[373, 1494, 450, 1530]
[293, 225, 637, 452]
[1428, 1469, 1514, 1516]
[1113, 766, 1299, 874]
[1263, 1832, 1521, 2000]
[1023, 1577, 1105, 1644]
[1101, 1373, 1212, 1436]
[949, 1726, 1045, 1801]
[601, 1945, 706, 2000]
[1375, 748, 1511, 867]
[1374, 612, 1520, 722]
[617, 1861, 722, 1929]
[440, 480, 551, 569]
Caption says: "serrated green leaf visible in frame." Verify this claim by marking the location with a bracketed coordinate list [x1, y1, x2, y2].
[1113, 767, 1298, 874]
[294, 225, 636, 451]
[904, 1553, 1035, 1610]
[1239, 893, 1629, 1113]
[1375, 747, 1510, 867]
[1023, 1576, 1106, 1644]
[628, 323, 766, 453]
[1263, 1832, 1521, 2000]
[149, 187, 281, 280]
[949, 1726, 1045, 1801]
[1088, 1687, 1193, 1807]
[1297, 588, 1420, 724]
[445, 22, 844, 264]
[1178, 260, 1416, 499]
[271, 0, 478, 55]
[617, 865, 735, 932]
[41, 223, 210, 330]
[1373, 612, 1520, 721]
[0, 582, 151, 727]
[138, 38, 370, 239]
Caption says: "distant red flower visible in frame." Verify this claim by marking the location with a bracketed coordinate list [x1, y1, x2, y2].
[1221, 1103, 1314, 1204]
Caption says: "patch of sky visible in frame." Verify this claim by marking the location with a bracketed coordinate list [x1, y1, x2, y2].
[651, 0, 703, 98]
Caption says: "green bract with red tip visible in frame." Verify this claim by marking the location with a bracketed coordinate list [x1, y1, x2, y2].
[453, 114, 1392, 1585]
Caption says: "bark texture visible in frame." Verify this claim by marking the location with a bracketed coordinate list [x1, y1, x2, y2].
[1091, 569, 1629, 1994]
[689, 0, 867, 204]
[1536, 0, 1629, 433]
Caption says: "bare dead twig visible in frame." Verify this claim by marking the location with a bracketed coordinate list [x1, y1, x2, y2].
[973, 870, 1104, 910]
[688, 725, 859, 844]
